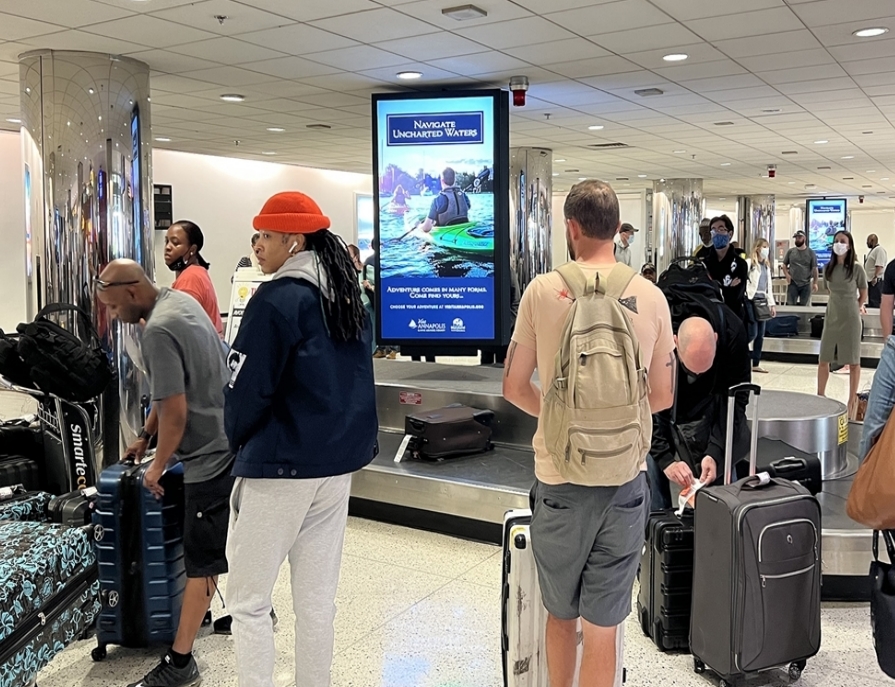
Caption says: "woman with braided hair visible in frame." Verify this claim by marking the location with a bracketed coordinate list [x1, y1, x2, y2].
[223, 192, 378, 687]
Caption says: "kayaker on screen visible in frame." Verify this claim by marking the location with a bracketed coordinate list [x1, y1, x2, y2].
[418, 167, 472, 233]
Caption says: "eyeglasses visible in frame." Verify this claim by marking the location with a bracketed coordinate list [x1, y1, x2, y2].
[93, 278, 139, 291]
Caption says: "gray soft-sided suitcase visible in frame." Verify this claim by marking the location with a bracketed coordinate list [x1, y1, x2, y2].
[689, 384, 821, 687]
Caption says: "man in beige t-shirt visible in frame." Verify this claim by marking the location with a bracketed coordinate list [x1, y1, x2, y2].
[504, 179, 675, 687]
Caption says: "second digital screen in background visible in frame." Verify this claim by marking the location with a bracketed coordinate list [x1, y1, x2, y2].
[806, 198, 846, 268]
[375, 95, 496, 341]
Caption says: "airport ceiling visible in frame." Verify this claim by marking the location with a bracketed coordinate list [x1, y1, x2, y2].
[1, 0, 895, 208]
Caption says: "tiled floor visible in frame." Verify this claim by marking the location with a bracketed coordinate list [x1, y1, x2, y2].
[0, 359, 886, 687]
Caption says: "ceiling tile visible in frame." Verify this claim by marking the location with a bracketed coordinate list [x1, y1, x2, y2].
[716, 30, 821, 58]
[503, 38, 609, 64]
[149, 0, 287, 37]
[590, 24, 703, 53]
[426, 51, 528, 76]
[311, 8, 439, 43]
[178, 65, 281, 86]
[842, 57, 895, 77]
[175, 37, 286, 64]
[687, 7, 804, 41]
[549, 0, 675, 35]
[513, 0, 620, 10]
[240, 0, 380, 21]
[790, 0, 895, 28]
[828, 37, 895, 63]
[738, 49, 837, 73]
[239, 56, 343, 79]
[0, 12, 67, 40]
[647, 0, 784, 21]
[0, 0, 134, 27]
[126, 49, 220, 74]
[82, 15, 218, 48]
[758, 64, 849, 85]
[544, 55, 640, 79]
[655, 59, 747, 81]
[92, 0, 200, 12]
[622, 42, 727, 69]
[454, 16, 575, 49]
[304, 45, 408, 71]
[19, 30, 150, 55]
[370, 33, 484, 61]
[390, 0, 533, 29]
[238, 24, 357, 56]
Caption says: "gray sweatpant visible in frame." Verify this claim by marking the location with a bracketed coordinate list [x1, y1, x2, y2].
[226, 474, 352, 687]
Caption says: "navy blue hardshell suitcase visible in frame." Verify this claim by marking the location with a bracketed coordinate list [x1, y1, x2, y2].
[92, 461, 186, 661]
[0, 520, 100, 687]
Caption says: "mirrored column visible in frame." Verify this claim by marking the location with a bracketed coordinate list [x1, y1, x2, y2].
[652, 179, 704, 275]
[509, 147, 552, 291]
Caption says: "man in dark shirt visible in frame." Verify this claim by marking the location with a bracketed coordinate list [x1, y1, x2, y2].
[648, 305, 752, 510]
[704, 215, 749, 321]
[879, 257, 895, 336]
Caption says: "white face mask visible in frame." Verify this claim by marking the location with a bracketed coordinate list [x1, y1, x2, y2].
[760, 247, 770, 260]
[832, 242, 849, 256]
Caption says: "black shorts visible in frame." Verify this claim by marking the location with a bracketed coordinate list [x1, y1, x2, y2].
[183, 469, 235, 578]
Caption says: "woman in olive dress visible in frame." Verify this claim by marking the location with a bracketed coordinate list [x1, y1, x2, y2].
[817, 230, 868, 417]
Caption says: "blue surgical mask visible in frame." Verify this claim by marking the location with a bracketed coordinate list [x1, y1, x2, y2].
[627, 234, 635, 246]
[712, 232, 730, 250]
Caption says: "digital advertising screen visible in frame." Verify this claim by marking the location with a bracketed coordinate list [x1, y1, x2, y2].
[806, 198, 847, 268]
[372, 90, 509, 347]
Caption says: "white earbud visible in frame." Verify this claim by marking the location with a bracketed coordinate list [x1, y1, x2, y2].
[290, 241, 298, 254]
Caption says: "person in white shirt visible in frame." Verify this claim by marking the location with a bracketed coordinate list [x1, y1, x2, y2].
[613, 222, 637, 267]
[865, 234, 887, 308]
[746, 238, 777, 374]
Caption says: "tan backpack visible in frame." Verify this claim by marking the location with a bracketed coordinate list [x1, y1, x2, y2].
[542, 262, 652, 486]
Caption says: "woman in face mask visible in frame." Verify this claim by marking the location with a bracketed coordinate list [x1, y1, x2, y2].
[746, 238, 777, 374]
[817, 230, 868, 416]
[164, 220, 224, 338]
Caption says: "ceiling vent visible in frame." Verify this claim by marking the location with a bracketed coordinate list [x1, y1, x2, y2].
[634, 88, 664, 97]
[843, 177, 854, 180]
[565, 168, 580, 173]
[817, 166, 831, 170]
[781, 151, 798, 155]
[863, 184, 873, 188]
[714, 121, 735, 126]
[588, 142, 630, 149]
[616, 177, 630, 181]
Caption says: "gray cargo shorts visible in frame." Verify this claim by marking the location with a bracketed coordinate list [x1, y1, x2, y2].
[529, 472, 649, 628]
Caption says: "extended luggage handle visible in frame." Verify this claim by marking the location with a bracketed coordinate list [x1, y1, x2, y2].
[724, 383, 762, 486]
[873, 530, 895, 563]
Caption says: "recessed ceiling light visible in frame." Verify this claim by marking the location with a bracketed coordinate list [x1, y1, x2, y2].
[88, 88, 94, 94]
[867, 170, 877, 173]
[720, 162, 731, 166]
[854, 27, 889, 38]
[720, 197, 726, 201]
[554, 158, 566, 162]
[552, 173, 559, 177]
[266, 127, 285, 132]
[882, 177, 890, 181]
[638, 174, 648, 178]
[588, 124, 604, 130]
[841, 155, 854, 159]
[814, 140, 828, 144]
[24, 87, 30, 94]
[673, 150, 686, 154]
[262, 151, 277, 156]
[442, 4, 487, 20]
[663, 53, 688, 62]
[788, 181, 796, 184]
[578, 177, 587, 181]
[154, 137, 171, 142]
[5, 118, 21, 124]
[306, 123, 332, 130]
[220, 94, 245, 102]
[396, 71, 423, 80]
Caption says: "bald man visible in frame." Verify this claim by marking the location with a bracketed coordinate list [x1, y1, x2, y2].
[647, 306, 752, 511]
[96, 259, 233, 687]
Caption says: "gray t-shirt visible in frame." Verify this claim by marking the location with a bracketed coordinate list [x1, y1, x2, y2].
[865, 245, 888, 281]
[783, 246, 817, 286]
[143, 288, 232, 483]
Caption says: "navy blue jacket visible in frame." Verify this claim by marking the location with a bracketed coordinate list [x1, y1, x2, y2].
[223, 277, 378, 479]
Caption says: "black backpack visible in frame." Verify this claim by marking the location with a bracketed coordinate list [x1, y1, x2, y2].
[657, 257, 725, 334]
[16, 304, 114, 402]
[0, 330, 33, 388]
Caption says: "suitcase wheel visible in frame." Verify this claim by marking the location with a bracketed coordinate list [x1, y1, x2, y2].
[91, 645, 107, 662]
[788, 661, 805, 681]
[719, 680, 732, 687]
[639, 608, 651, 638]
[693, 659, 705, 674]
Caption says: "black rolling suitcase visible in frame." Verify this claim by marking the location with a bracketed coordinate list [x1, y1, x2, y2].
[404, 404, 494, 460]
[690, 384, 822, 687]
[637, 511, 694, 652]
[754, 438, 823, 496]
[0, 456, 42, 493]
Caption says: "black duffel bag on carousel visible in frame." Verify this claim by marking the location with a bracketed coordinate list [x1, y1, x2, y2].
[16, 303, 114, 403]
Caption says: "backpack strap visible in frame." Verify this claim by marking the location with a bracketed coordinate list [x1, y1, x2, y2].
[601, 263, 637, 301]
[555, 262, 592, 299]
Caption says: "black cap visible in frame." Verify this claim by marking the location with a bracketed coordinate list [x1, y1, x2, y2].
[793, 230, 806, 237]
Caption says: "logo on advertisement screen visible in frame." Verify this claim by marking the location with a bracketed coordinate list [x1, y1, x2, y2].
[451, 318, 465, 333]
[387, 112, 484, 146]
[409, 318, 446, 333]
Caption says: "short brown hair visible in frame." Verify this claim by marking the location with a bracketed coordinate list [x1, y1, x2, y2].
[442, 167, 456, 186]
[563, 180, 619, 240]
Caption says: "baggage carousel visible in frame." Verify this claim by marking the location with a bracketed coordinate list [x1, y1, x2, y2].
[350, 361, 874, 601]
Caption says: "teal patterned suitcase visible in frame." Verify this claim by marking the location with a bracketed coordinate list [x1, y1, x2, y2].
[0, 489, 52, 523]
[0, 521, 100, 687]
